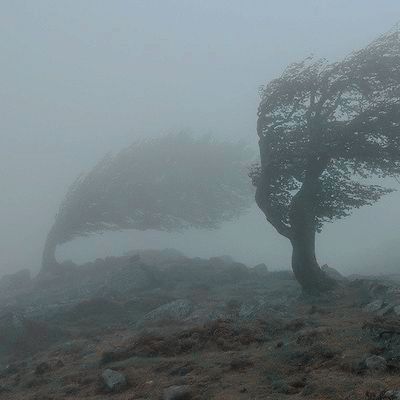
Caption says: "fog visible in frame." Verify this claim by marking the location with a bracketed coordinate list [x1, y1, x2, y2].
[1, 0, 400, 278]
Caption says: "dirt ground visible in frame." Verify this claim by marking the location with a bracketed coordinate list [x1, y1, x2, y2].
[2, 282, 400, 400]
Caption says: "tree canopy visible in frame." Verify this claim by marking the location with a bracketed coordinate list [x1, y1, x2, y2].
[43, 134, 253, 268]
[253, 28, 400, 238]
[252, 28, 400, 293]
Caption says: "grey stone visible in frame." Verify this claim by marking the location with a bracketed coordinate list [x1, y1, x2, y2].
[0, 385, 11, 394]
[377, 304, 394, 316]
[363, 299, 384, 313]
[393, 305, 400, 316]
[321, 264, 346, 281]
[252, 263, 269, 276]
[163, 385, 192, 400]
[0, 269, 31, 291]
[101, 369, 127, 392]
[140, 299, 193, 324]
[365, 355, 387, 371]
[385, 390, 400, 399]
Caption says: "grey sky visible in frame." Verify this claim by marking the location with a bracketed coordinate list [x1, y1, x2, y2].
[1, 1, 400, 276]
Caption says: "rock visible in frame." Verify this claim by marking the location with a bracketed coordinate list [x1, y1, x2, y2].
[296, 327, 331, 345]
[209, 255, 235, 264]
[0, 385, 11, 394]
[302, 384, 317, 396]
[271, 379, 298, 394]
[35, 362, 51, 375]
[363, 299, 384, 313]
[393, 305, 400, 316]
[364, 355, 387, 371]
[163, 385, 192, 400]
[385, 390, 400, 399]
[368, 282, 390, 297]
[170, 365, 193, 376]
[230, 357, 254, 371]
[108, 262, 159, 293]
[64, 384, 80, 395]
[377, 304, 394, 317]
[54, 359, 65, 369]
[0, 269, 31, 291]
[101, 369, 127, 393]
[139, 299, 193, 325]
[126, 248, 186, 267]
[321, 264, 346, 281]
[268, 270, 294, 280]
[2, 362, 25, 376]
[252, 263, 269, 276]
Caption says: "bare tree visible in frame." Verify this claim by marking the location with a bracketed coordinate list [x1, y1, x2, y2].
[43, 134, 253, 269]
[252, 28, 400, 294]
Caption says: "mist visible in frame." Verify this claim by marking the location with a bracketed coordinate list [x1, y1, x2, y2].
[2, 0, 400, 278]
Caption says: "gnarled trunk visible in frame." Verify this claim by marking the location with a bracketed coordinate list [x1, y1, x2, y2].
[42, 227, 59, 271]
[290, 227, 335, 294]
[289, 159, 336, 294]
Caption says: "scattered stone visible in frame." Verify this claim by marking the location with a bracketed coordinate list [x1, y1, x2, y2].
[101, 369, 127, 393]
[3, 361, 26, 375]
[170, 365, 193, 376]
[393, 305, 400, 316]
[252, 263, 269, 276]
[54, 359, 65, 369]
[272, 379, 297, 394]
[365, 355, 387, 371]
[35, 362, 51, 375]
[321, 264, 346, 281]
[368, 282, 390, 298]
[64, 384, 80, 395]
[385, 390, 400, 400]
[363, 299, 384, 313]
[296, 327, 331, 345]
[302, 383, 317, 396]
[230, 357, 254, 371]
[139, 299, 193, 325]
[0, 269, 31, 291]
[163, 385, 192, 400]
[0, 385, 11, 394]
[377, 304, 394, 317]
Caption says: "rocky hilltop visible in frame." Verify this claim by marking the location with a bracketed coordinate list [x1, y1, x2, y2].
[1, 250, 400, 399]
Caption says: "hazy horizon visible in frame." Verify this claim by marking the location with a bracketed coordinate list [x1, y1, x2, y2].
[2, 1, 400, 278]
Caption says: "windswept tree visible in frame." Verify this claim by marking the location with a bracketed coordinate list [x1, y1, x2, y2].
[252, 28, 400, 294]
[43, 134, 253, 269]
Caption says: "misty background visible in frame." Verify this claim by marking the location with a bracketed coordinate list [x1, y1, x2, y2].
[1, 0, 400, 278]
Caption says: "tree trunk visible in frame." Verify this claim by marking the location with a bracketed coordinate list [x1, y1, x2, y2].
[290, 228, 335, 294]
[289, 157, 336, 294]
[41, 227, 59, 271]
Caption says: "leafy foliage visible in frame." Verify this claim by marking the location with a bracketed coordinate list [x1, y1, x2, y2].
[253, 28, 400, 237]
[50, 134, 253, 247]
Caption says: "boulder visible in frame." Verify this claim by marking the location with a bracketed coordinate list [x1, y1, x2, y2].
[394, 305, 400, 316]
[163, 385, 192, 400]
[321, 264, 346, 281]
[252, 263, 269, 276]
[0, 269, 31, 291]
[126, 248, 186, 268]
[385, 390, 400, 400]
[139, 299, 193, 325]
[363, 299, 384, 313]
[364, 355, 387, 371]
[377, 304, 395, 317]
[101, 369, 127, 393]
[35, 362, 51, 375]
[107, 262, 160, 293]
